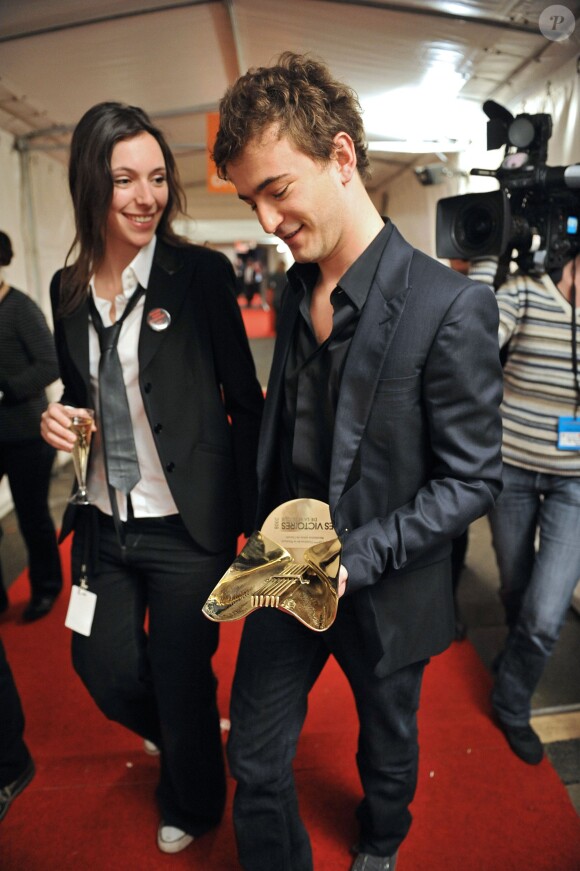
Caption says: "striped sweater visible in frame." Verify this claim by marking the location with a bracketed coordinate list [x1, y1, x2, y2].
[469, 259, 580, 475]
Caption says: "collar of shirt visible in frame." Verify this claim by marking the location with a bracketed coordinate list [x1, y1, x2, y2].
[287, 219, 393, 311]
[339, 219, 393, 307]
[86, 234, 178, 520]
[89, 235, 157, 319]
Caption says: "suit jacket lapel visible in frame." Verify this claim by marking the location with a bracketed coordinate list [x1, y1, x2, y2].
[330, 225, 414, 506]
[139, 241, 188, 371]
[62, 297, 91, 401]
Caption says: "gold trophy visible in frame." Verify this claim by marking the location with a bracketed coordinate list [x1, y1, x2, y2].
[203, 499, 341, 631]
[68, 408, 94, 505]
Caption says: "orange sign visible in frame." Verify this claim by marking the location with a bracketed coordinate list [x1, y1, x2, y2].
[206, 112, 237, 194]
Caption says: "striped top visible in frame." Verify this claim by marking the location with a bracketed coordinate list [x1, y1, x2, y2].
[469, 259, 580, 475]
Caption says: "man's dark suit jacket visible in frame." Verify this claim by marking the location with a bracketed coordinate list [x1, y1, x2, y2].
[51, 239, 264, 553]
[256, 223, 503, 677]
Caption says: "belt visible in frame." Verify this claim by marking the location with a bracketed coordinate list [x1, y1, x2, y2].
[96, 510, 184, 533]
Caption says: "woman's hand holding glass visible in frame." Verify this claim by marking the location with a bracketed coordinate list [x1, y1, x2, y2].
[41, 402, 95, 451]
[41, 403, 97, 504]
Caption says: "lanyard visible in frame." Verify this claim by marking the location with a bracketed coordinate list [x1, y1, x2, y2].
[570, 259, 579, 417]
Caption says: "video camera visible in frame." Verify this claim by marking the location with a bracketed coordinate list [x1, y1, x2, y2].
[436, 100, 580, 274]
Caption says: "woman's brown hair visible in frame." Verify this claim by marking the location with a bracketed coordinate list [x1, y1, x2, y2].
[60, 101, 186, 316]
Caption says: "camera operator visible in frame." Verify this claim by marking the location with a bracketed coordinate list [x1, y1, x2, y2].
[470, 250, 580, 765]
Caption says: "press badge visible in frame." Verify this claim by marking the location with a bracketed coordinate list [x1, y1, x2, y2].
[557, 417, 580, 450]
[65, 583, 97, 636]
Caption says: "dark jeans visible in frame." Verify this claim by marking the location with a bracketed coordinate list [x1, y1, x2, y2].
[0, 438, 62, 599]
[228, 601, 427, 871]
[0, 636, 31, 786]
[489, 464, 580, 726]
[71, 511, 233, 836]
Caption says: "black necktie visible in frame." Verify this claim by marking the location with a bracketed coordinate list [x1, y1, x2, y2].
[88, 286, 144, 494]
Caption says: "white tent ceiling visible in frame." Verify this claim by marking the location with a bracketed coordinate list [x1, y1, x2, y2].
[0, 0, 579, 242]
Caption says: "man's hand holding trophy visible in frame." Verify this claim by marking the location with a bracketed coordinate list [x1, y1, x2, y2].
[203, 499, 342, 631]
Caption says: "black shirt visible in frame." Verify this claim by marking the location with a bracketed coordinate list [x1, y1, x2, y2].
[278, 220, 393, 503]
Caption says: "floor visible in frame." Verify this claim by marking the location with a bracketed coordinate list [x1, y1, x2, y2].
[1, 335, 579, 816]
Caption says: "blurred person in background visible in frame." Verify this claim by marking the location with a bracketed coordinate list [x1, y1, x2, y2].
[269, 259, 288, 331]
[0, 230, 62, 622]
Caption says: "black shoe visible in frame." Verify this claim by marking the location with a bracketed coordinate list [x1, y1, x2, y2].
[0, 757, 35, 821]
[22, 595, 58, 623]
[496, 719, 544, 765]
[350, 850, 398, 871]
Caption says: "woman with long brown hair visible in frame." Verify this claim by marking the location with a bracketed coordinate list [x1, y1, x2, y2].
[41, 102, 263, 853]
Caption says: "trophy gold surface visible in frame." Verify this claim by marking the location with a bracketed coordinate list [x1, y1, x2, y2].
[202, 499, 341, 631]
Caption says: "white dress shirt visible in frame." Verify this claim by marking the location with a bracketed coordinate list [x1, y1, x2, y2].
[86, 236, 179, 520]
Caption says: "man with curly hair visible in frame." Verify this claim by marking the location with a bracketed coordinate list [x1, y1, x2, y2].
[213, 53, 503, 871]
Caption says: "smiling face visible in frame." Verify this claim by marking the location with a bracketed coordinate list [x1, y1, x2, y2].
[106, 132, 168, 259]
[226, 126, 350, 269]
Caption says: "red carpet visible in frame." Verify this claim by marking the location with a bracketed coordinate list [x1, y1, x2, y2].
[239, 298, 276, 339]
[1, 542, 580, 870]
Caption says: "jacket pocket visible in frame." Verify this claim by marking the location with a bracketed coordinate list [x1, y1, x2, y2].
[374, 373, 421, 400]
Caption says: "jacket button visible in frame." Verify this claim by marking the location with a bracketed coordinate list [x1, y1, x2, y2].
[154, 423, 163, 433]
[144, 382, 152, 393]
[166, 462, 175, 472]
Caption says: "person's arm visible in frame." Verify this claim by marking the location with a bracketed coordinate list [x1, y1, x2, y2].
[468, 257, 521, 349]
[468, 257, 501, 287]
[341, 279, 503, 593]
[494, 280, 523, 349]
[0, 294, 59, 404]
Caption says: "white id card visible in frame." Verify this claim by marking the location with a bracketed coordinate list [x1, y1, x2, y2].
[64, 585, 97, 636]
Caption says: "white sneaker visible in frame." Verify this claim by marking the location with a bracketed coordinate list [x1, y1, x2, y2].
[157, 822, 194, 853]
[143, 739, 160, 756]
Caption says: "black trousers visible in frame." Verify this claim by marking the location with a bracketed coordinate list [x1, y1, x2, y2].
[70, 511, 234, 836]
[0, 636, 31, 786]
[0, 438, 63, 599]
[228, 600, 427, 871]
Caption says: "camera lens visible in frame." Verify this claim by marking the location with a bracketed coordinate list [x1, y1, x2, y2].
[455, 205, 496, 252]
[436, 190, 508, 259]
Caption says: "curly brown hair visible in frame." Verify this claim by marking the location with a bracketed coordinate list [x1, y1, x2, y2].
[212, 52, 370, 181]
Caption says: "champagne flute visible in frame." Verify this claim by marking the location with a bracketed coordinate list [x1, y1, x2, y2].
[68, 408, 95, 505]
